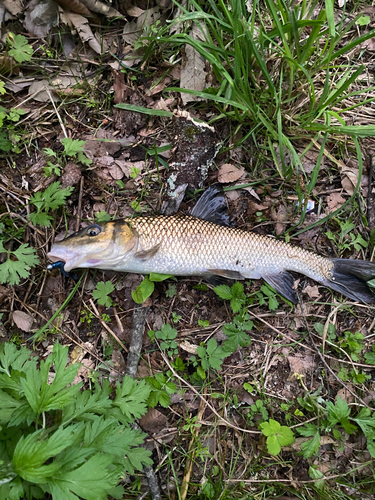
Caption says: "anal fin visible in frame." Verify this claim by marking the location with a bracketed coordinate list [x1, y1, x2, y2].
[263, 271, 297, 303]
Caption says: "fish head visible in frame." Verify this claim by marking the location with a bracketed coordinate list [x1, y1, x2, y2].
[47, 221, 137, 271]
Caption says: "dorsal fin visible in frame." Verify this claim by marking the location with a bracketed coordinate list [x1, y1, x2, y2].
[189, 184, 231, 226]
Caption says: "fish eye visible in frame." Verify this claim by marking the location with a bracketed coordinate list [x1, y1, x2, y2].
[86, 224, 102, 237]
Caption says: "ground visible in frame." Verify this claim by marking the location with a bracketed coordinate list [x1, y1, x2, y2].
[1, 1, 375, 499]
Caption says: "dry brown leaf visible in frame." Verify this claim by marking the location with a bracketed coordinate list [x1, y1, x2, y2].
[341, 167, 359, 195]
[13, 310, 34, 332]
[139, 408, 169, 433]
[287, 355, 315, 380]
[326, 192, 345, 213]
[64, 12, 102, 54]
[24, 0, 59, 38]
[303, 285, 321, 300]
[180, 340, 198, 354]
[55, 0, 92, 16]
[218, 164, 245, 183]
[4, 0, 23, 15]
[79, 0, 122, 17]
[180, 22, 207, 104]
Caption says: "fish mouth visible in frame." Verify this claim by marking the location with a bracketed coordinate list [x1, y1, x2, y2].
[47, 247, 82, 272]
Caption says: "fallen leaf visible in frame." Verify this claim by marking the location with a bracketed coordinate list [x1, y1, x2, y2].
[303, 285, 321, 299]
[139, 408, 169, 433]
[341, 167, 359, 195]
[218, 164, 245, 183]
[287, 355, 315, 380]
[326, 192, 345, 213]
[64, 12, 102, 54]
[180, 340, 198, 354]
[13, 310, 34, 332]
[180, 22, 207, 104]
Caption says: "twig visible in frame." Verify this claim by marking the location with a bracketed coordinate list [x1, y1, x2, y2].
[89, 299, 128, 352]
[158, 346, 261, 435]
[125, 303, 162, 500]
[367, 153, 373, 222]
[180, 388, 207, 500]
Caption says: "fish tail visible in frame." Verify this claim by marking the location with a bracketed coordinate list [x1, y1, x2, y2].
[323, 259, 375, 303]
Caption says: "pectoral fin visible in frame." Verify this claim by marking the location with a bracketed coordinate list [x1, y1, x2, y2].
[263, 271, 297, 303]
[134, 242, 162, 261]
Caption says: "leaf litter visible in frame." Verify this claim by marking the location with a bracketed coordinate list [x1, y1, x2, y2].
[1, 2, 375, 499]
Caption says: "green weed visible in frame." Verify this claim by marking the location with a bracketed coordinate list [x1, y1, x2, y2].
[0, 341, 152, 500]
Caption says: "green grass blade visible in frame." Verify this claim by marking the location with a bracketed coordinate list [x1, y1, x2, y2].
[114, 104, 173, 117]
[325, 0, 335, 36]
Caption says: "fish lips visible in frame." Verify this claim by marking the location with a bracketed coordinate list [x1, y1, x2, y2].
[47, 245, 84, 272]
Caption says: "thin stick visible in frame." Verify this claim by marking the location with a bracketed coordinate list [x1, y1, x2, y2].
[367, 153, 373, 223]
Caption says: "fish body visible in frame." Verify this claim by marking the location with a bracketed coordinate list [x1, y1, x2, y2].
[47, 186, 375, 304]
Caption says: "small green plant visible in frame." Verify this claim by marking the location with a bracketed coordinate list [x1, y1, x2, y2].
[0, 241, 39, 286]
[146, 372, 177, 408]
[43, 138, 92, 177]
[165, 282, 177, 298]
[7, 33, 33, 63]
[297, 396, 375, 458]
[246, 399, 269, 426]
[198, 319, 209, 328]
[28, 182, 74, 227]
[325, 219, 368, 255]
[95, 210, 112, 222]
[0, 82, 27, 153]
[152, 323, 178, 356]
[259, 419, 295, 455]
[93, 281, 115, 308]
[0, 341, 152, 500]
[195, 338, 228, 378]
[338, 330, 365, 361]
[214, 282, 246, 313]
[80, 309, 94, 325]
[130, 165, 141, 178]
[132, 273, 173, 304]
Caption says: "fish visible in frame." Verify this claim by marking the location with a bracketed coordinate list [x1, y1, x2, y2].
[47, 185, 375, 304]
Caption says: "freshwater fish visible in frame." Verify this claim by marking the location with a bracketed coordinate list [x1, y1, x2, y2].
[47, 185, 375, 304]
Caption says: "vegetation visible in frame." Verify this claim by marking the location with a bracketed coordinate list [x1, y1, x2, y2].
[1, 0, 375, 499]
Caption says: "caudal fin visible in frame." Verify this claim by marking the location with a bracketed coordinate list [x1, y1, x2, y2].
[324, 259, 375, 303]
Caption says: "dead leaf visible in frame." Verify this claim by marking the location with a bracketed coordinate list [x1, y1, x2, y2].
[341, 167, 359, 195]
[54, 0, 91, 16]
[180, 22, 207, 104]
[303, 285, 321, 300]
[180, 340, 198, 354]
[28, 80, 58, 102]
[13, 310, 34, 332]
[218, 164, 245, 183]
[24, 0, 59, 38]
[122, 7, 161, 45]
[64, 12, 102, 54]
[4, 0, 23, 15]
[326, 192, 345, 213]
[287, 355, 315, 380]
[139, 408, 168, 433]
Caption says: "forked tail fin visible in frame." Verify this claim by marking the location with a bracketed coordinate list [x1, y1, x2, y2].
[324, 259, 375, 303]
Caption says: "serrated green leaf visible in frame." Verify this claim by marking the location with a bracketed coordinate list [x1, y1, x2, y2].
[0, 242, 39, 286]
[326, 396, 350, 425]
[213, 284, 233, 300]
[300, 431, 321, 458]
[50, 454, 120, 500]
[61, 138, 86, 157]
[113, 376, 150, 420]
[8, 34, 33, 63]
[92, 281, 115, 307]
[259, 419, 294, 455]
[13, 423, 84, 483]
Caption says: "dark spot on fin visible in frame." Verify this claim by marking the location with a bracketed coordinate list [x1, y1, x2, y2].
[134, 243, 161, 261]
[263, 271, 297, 303]
[190, 184, 232, 227]
[325, 259, 375, 303]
